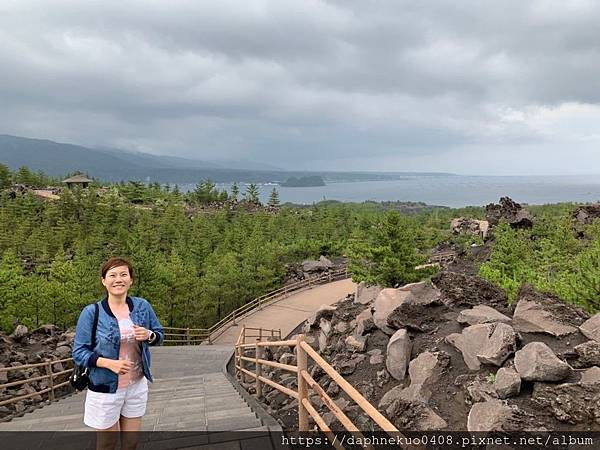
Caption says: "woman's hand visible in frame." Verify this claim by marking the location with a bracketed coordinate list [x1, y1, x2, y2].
[132, 325, 151, 341]
[98, 358, 135, 375]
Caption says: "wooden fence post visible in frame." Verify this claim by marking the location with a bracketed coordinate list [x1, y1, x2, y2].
[240, 326, 247, 382]
[296, 334, 309, 431]
[232, 310, 237, 326]
[255, 339, 263, 399]
[46, 362, 55, 402]
[186, 328, 190, 346]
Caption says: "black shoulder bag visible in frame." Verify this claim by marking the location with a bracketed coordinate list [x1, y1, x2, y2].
[70, 303, 99, 391]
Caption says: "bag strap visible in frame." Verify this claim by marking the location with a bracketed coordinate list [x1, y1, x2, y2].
[91, 303, 99, 348]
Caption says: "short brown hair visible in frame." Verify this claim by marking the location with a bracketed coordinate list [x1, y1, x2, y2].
[101, 257, 134, 279]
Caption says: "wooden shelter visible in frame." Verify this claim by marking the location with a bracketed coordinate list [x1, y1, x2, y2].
[62, 175, 93, 189]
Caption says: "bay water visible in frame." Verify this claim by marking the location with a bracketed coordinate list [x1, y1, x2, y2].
[181, 174, 600, 208]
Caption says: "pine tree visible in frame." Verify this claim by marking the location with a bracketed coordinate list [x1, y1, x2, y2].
[268, 188, 280, 207]
[244, 183, 260, 204]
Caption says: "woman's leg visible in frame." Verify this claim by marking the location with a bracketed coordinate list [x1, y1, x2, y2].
[119, 415, 142, 450]
[96, 421, 119, 450]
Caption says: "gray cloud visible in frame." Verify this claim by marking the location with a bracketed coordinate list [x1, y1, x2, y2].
[1, 0, 600, 174]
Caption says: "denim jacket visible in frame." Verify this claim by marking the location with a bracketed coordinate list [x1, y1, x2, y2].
[72, 296, 164, 393]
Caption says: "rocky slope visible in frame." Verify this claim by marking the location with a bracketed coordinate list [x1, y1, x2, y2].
[250, 270, 600, 432]
[0, 325, 76, 421]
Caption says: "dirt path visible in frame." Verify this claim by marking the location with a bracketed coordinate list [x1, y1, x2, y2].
[212, 278, 356, 344]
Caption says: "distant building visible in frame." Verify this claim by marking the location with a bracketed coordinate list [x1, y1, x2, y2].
[62, 174, 93, 189]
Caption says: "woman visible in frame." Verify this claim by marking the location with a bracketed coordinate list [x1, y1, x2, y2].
[73, 257, 164, 449]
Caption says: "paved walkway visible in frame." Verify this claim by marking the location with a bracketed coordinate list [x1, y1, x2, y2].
[213, 278, 356, 344]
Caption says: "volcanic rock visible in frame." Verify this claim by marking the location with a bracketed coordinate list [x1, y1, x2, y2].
[10, 325, 28, 342]
[467, 400, 523, 431]
[533, 382, 600, 425]
[306, 305, 336, 328]
[580, 367, 600, 385]
[386, 329, 412, 381]
[354, 282, 382, 305]
[451, 217, 490, 240]
[512, 285, 587, 336]
[485, 197, 533, 228]
[457, 305, 512, 326]
[373, 282, 441, 335]
[494, 367, 521, 399]
[514, 342, 572, 382]
[345, 334, 368, 352]
[432, 271, 509, 311]
[580, 314, 600, 342]
[446, 323, 495, 370]
[355, 309, 375, 336]
[477, 323, 517, 367]
[385, 398, 448, 431]
[466, 380, 498, 403]
[573, 341, 600, 368]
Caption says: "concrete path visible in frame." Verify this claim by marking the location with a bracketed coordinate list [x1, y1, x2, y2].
[212, 278, 356, 344]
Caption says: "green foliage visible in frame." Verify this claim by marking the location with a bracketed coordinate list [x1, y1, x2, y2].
[347, 211, 431, 287]
[244, 183, 260, 204]
[268, 188, 280, 207]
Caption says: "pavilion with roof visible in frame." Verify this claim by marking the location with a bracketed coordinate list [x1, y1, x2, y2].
[62, 174, 93, 189]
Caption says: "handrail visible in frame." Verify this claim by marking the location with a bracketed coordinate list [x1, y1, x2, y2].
[0, 359, 74, 408]
[234, 326, 409, 442]
[163, 267, 348, 344]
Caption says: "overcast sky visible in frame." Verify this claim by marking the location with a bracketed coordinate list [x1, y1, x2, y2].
[2, 0, 600, 175]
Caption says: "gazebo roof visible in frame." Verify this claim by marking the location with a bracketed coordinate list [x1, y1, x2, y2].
[62, 175, 93, 183]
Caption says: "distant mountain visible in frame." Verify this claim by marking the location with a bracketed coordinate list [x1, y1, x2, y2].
[0, 134, 455, 183]
[0, 134, 286, 182]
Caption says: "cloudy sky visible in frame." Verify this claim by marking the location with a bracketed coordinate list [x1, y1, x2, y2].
[2, 0, 600, 175]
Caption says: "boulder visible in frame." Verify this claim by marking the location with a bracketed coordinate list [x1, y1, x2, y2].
[573, 341, 600, 367]
[387, 303, 433, 332]
[54, 345, 71, 359]
[10, 325, 29, 342]
[318, 331, 328, 353]
[451, 217, 490, 239]
[279, 353, 296, 366]
[384, 397, 448, 431]
[533, 382, 600, 425]
[334, 322, 349, 334]
[457, 305, 512, 326]
[386, 329, 412, 381]
[302, 256, 332, 273]
[373, 289, 409, 334]
[401, 351, 450, 403]
[466, 380, 498, 403]
[494, 367, 521, 399]
[445, 323, 494, 370]
[512, 285, 586, 337]
[580, 367, 600, 385]
[514, 342, 572, 382]
[354, 282, 382, 305]
[580, 314, 600, 342]
[477, 323, 517, 367]
[355, 309, 375, 336]
[319, 318, 332, 336]
[345, 334, 368, 352]
[306, 305, 336, 328]
[373, 282, 441, 334]
[485, 197, 533, 229]
[467, 400, 520, 431]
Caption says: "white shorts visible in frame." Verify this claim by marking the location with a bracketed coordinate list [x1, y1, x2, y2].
[84, 377, 149, 429]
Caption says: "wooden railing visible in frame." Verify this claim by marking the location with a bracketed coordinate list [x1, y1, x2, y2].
[234, 326, 408, 446]
[0, 358, 74, 409]
[163, 267, 349, 345]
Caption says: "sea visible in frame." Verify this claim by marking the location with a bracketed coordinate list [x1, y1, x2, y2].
[180, 174, 600, 209]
